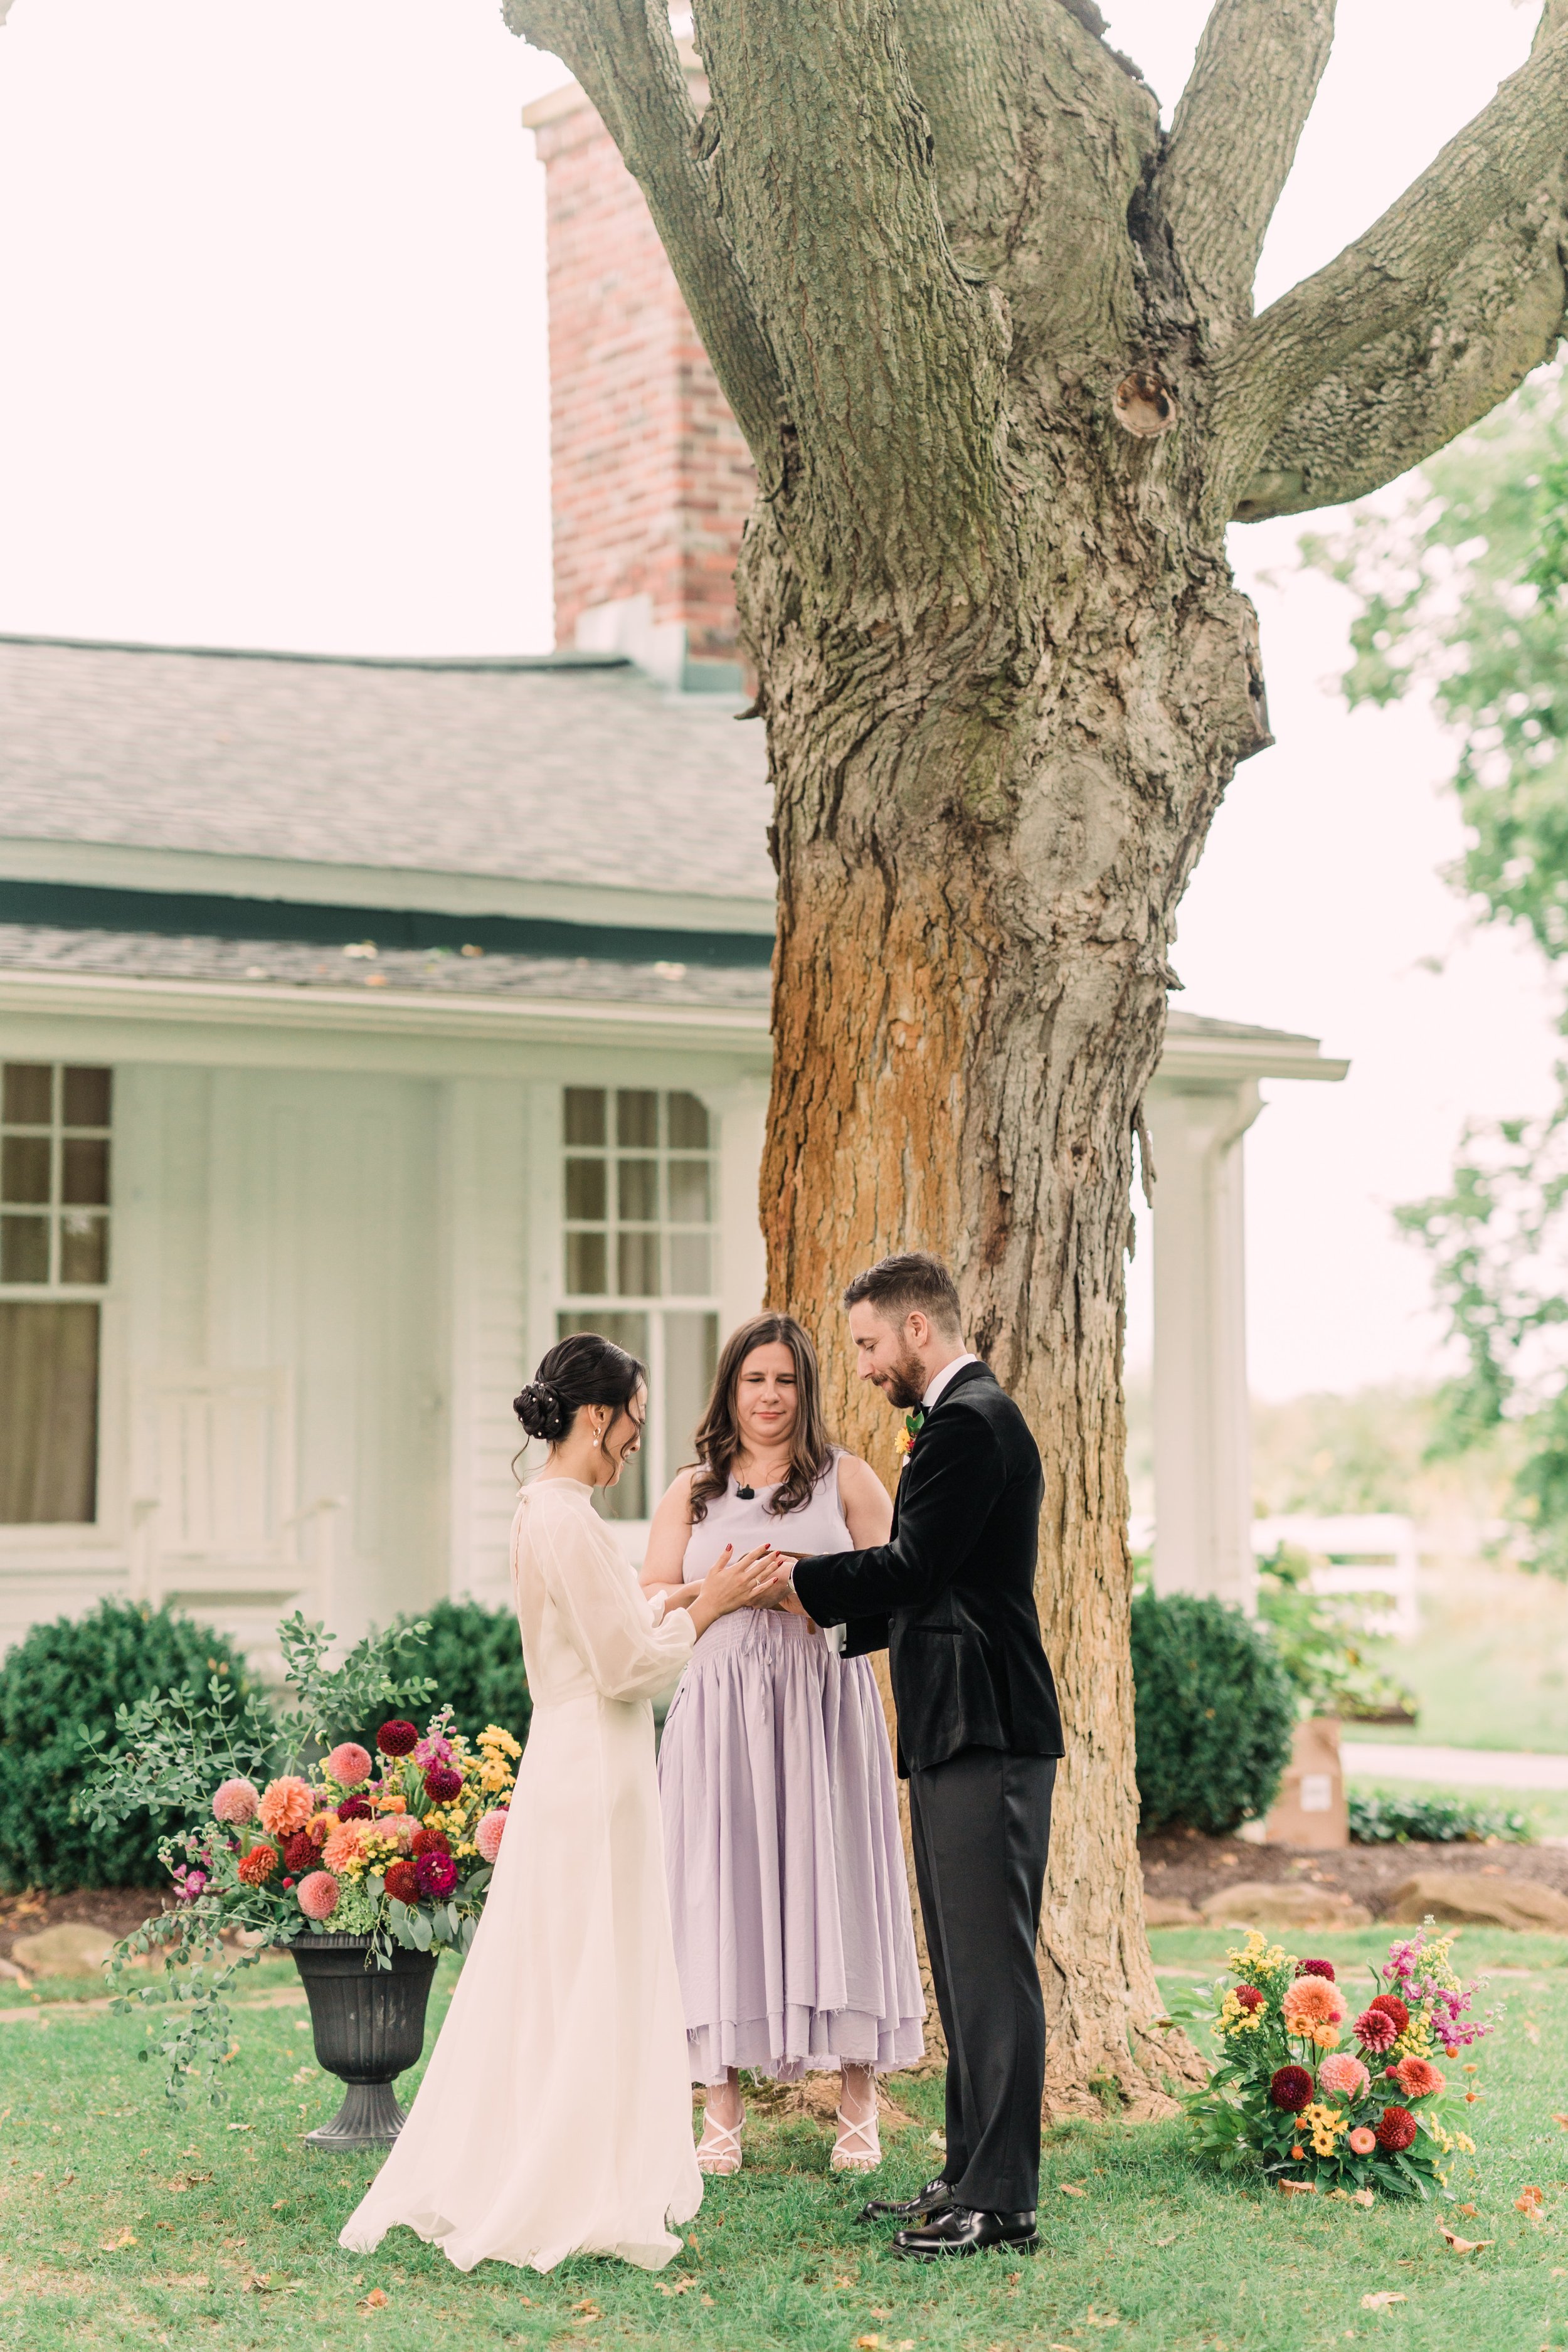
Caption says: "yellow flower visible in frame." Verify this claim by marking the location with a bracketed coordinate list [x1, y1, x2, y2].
[1310, 2024, 1341, 2050]
[1217, 1991, 1264, 2035]
[1301, 2104, 1348, 2139]
[479, 1725, 522, 1758]
[1454, 2131, 1476, 2155]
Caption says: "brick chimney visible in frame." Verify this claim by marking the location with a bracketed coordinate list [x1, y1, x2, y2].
[523, 61, 756, 694]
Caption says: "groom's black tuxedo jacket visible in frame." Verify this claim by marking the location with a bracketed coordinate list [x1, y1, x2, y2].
[793, 1362, 1063, 1776]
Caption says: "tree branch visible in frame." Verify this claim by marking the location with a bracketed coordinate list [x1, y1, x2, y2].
[896, 0, 1158, 366]
[686, 0, 1011, 604]
[503, 0, 787, 492]
[1158, 0, 1336, 336]
[1212, 23, 1568, 496]
[1234, 179, 1568, 520]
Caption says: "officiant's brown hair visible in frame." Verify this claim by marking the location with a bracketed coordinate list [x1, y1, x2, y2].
[687, 1313, 834, 1523]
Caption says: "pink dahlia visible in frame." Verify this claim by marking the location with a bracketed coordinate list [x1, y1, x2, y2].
[423, 1765, 464, 1804]
[257, 1776, 315, 1836]
[323, 1819, 368, 1875]
[1348, 2126, 1377, 2156]
[1316, 2053, 1370, 2100]
[475, 1809, 508, 1865]
[1394, 2056, 1446, 2100]
[1281, 1976, 1347, 2033]
[325, 1742, 373, 1788]
[415, 1849, 458, 1900]
[297, 1870, 340, 1920]
[212, 1777, 259, 1825]
[1354, 2007, 1399, 2054]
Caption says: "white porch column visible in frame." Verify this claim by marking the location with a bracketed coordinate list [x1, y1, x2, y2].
[706, 1078, 769, 1339]
[1145, 1078, 1261, 1613]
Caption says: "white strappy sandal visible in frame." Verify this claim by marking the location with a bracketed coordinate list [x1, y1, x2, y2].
[830, 2106, 882, 2172]
[696, 2107, 745, 2176]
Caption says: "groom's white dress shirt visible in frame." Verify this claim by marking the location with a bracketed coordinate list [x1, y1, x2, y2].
[921, 1351, 981, 1412]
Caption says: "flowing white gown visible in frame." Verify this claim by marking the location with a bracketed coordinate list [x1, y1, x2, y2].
[339, 1475, 703, 2272]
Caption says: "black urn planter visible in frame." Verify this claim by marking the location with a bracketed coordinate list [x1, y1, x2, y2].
[292, 1934, 439, 2150]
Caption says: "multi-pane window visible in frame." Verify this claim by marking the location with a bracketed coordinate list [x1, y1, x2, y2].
[0, 1064, 112, 1524]
[559, 1087, 719, 1521]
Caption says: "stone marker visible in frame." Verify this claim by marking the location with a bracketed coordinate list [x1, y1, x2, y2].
[1144, 1895, 1204, 1929]
[1384, 1871, 1568, 1934]
[1199, 1880, 1372, 1931]
[11, 1922, 116, 1978]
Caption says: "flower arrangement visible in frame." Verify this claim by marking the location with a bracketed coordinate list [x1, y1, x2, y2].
[162, 1710, 521, 1957]
[1182, 1919, 1498, 2199]
[80, 1610, 524, 2102]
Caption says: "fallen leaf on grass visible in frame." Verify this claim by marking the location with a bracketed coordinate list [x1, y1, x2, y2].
[238, 2269, 275, 2293]
[1456, 2204, 1478, 2217]
[656, 2278, 699, 2297]
[1352, 2191, 1374, 2209]
[1084, 2313, 1122, 2331]
[225, 2123, 253, 2133]
[927, 2131, 946, 2150]
[1517, 2187, 1545, 2214]
[569, 2300, 601, 2320]
[1278, 2180, 1315, 2196]
[1360, 2293, 1407, 2309]
[99, 2229, 137, 2250]
[1059, 2181, 1087, 2196]
[1523, 2020, 1542, 2046]
[700, 2293, 714, 2306]
[1438, 2227, 1493, 2255]
[290, 2067, 315, 2085]
[1551, 2113, 1568, 2130]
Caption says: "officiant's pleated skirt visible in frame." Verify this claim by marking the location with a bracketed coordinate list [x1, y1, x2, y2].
[339, 1688, 701, 2272]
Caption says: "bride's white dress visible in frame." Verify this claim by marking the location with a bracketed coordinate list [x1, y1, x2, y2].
[339, 1475, 702, 2272]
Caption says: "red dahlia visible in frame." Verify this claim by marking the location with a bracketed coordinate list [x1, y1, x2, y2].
[1269, 2066, 1313, 2113]
[1234, 1985, 1266, 2013]
[282, 1831, 317, 1874]
[415, 1850, 458, 1900]
[411, 1825, 450, 1858]
[377, 1719, 418, 1757]
[237, 1843, 278, 1885]
[1368, 1993, 1410, 2035]
[1296, 1958, 1337, 1981]
[1375, 2104, 1417, 2153]
[423, 1765, 464, 1804]
[384, 1858, 420, 1905]
[336, 1794, 373, 1821]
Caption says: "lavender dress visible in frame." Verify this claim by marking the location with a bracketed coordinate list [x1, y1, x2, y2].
[658, 1454, 924, 2084]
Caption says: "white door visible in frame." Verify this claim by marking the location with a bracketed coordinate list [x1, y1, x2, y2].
[205, 1069, 444, 1640]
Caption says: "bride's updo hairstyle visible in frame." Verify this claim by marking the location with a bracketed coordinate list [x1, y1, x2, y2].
[689, 1313, 833, 1522]
[514, 1332, 646, 1455]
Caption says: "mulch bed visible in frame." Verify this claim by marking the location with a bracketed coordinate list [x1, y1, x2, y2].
[1141, 1830, 1568, 1917]
[0, 1885, 166, 1966]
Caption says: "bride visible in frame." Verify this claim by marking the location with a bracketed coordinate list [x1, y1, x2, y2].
[340, 1331, 786, 2274]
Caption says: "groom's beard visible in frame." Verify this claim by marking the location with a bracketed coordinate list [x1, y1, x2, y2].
[880, 1350, 928, 1413]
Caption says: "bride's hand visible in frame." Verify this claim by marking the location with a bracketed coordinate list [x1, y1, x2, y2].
[686, 1544, 791, 1636]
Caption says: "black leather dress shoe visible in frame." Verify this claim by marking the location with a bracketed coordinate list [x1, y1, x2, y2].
[891, 2205, 1039, 2260]
[856, 2176, 953, 2227]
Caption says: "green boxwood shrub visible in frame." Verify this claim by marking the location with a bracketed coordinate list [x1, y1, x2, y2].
[1130, 1589, 1296, 1837]
[1348, 1787, 1533, 1845]
[394, 1598, 532, 1748]
[0, 1601, 253, 1891]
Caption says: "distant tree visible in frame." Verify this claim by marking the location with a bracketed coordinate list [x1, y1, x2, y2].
[499, 0, 1568, 2106]
[1304, 373, 1568, 1572]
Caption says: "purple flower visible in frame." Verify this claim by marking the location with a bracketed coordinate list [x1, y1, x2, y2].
[415, 1850, 457, 1900]
[414, 1734, 455, 1769]
[174, 1867, 208, 1903]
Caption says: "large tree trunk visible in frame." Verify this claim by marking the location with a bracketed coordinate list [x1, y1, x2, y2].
[750, 482, 1268, 2108]
[504, 0, 1568, 2115]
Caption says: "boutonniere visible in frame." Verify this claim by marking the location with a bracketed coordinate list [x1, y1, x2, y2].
[896, 1408, 925, 1463]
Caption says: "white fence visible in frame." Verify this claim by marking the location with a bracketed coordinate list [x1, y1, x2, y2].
[1251, 1513, 1422, 1642]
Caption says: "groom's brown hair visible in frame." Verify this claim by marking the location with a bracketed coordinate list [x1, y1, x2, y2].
[843, 1252, 963, 1337]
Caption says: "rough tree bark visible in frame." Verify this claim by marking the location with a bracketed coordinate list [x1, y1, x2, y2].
[505, 0, 1568, 2112]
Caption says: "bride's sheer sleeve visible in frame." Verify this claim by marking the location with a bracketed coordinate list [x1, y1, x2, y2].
[535, 1503, 696, 1701]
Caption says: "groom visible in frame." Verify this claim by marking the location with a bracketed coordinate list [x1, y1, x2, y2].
[790, 1253, 1063, 2260]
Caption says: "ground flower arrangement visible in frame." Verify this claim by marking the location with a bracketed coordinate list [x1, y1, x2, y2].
[80, 1611, 522, 2099]
[1182, 1920, 1497, 2200]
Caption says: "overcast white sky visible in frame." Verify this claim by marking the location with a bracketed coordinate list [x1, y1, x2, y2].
[0, 0, 1558, 1398]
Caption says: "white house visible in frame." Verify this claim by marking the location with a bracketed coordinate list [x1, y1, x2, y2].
[0, 63, 1346, 1659]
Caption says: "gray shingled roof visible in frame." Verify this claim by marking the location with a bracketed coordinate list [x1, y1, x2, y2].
[0, 637, 775, 903]
[0, 924, 771, 1009]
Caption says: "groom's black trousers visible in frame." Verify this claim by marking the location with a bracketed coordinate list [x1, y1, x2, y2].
[908, 1746, 1056, 2216]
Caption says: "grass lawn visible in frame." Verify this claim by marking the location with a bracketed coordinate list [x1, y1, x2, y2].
[3, 1934, 1568, 2350]
[1350, 1559, 1568, 1757]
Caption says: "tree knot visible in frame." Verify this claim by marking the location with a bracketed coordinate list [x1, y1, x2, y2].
[1113, 367, 1179, 439]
